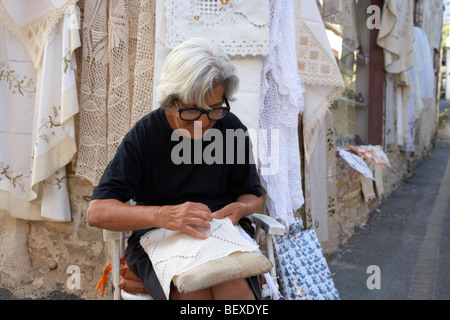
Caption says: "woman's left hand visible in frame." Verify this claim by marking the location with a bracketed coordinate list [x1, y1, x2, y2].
[211, 193, 263, 225]
[212, 202, 248, 226]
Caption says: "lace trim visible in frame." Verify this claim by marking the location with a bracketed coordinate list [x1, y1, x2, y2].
[296, 18, 345, 88]
[0, 0, 79, 69]
[303, 85, 344, 164]
[295, 0, 345, 164]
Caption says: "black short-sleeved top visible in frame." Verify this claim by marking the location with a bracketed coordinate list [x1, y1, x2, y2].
[91, 107, 263, 299]
[91, 107, 262, 208]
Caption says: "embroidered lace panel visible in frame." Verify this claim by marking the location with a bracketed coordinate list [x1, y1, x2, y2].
[164, 0, 270, 57]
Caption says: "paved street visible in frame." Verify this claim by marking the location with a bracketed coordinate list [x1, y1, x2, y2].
[328, 106, 450, 300]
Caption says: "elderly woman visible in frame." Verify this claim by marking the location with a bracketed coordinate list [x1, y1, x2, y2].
[87, 38, 264, 300]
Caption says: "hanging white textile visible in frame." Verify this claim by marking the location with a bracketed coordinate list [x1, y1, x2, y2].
[413, 27, 435, 100]
[295, 0, 344, 240]
[164, 0, 270, 57]
[395, 76, 409, 148]
[305, 117, 329, 240]
[402, 69, 416, 152]
[259, 0, 304, 228]
[384, 74, 397, 151]
[0, 24, 39, 219]
[295, 0, 345, 165]
[0, 2, 80, 221]
[76, 0, 156, 186]
[321, 0, 353, 27]
[376, 0, 414, 74]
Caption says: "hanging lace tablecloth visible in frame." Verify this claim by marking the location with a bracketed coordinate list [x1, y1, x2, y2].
[376, 0, 414, 74]
[164, 0, 270, 57]
[76, 0, 156, 186]
[258, 0, 304, 228]
[0, 3, 80, 221]
[321, 0, 353, 27]
[140, 218, 259, 299]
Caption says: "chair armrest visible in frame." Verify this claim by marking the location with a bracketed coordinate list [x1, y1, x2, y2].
[102, 230, 131, 242]
[248, 213, 285, 236]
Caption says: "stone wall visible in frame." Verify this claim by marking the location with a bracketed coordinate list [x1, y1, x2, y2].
[321, 97, 438, 256]
[0, 175, 110, 300]
[321, 149, 410, 256]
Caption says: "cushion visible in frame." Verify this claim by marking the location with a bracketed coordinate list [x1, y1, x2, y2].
[119, 264, 148, 294]
[119, 278, 148, 294]
[173, 251, 273, 294]
[119, 264, 142, 282]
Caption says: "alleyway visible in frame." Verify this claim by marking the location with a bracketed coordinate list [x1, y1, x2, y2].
[328, 103, 450, 300]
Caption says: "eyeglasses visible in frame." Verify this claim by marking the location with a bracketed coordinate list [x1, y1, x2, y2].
[174, 97, 230, 121]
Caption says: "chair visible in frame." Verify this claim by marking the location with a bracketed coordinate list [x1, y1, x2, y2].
[102, 213, 285, 300]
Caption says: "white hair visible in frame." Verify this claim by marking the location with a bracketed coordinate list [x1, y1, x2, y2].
[157, 38, 239, 110]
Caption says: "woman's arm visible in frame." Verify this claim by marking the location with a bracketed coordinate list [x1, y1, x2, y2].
[211, 193, 263, 226]
[87, 199, 213, 239]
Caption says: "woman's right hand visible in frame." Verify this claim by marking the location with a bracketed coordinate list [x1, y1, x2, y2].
[156, 202, 213, 239]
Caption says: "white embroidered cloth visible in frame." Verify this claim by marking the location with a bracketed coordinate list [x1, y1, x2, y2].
[164, 0, 270, 57]
[0, 4, 79, 221]
[258, 0, 304, 228]
[140, 218, 259, 299]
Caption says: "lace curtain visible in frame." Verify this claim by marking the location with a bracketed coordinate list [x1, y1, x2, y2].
[259, 0, 305, 228]
[75, 0, 156, 186]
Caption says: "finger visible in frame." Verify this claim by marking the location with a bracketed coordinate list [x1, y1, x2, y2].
[212, 208, 230, 220]
[183, 225, 208, 240]
[186, 201, 212, 213]
[186, 217, 211, 229]
[189, 209, 213, 222]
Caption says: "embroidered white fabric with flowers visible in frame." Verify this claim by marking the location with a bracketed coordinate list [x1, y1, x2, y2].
[0, 3, 79, 221]
[164, 0, 270, 57]
[140, 218, 259, 299]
